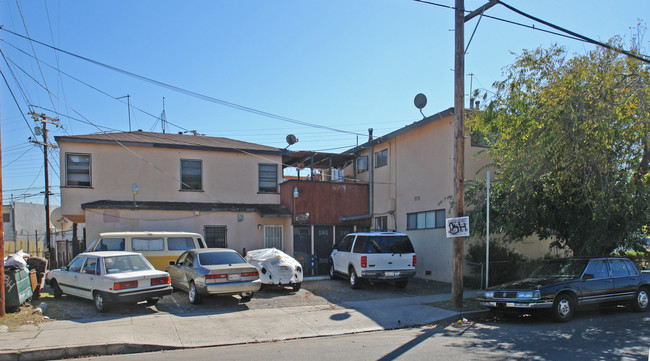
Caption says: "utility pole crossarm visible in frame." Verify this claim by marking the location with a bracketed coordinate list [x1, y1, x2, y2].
[464, 0, 499, 22]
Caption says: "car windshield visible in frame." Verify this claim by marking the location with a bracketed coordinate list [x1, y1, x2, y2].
[198, 252, 246, 266]
[528, 259, 588, 279]
[363, 236, 414, 254]
[104, 255, 153, 274]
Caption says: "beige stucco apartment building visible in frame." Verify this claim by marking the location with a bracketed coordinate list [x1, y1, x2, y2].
[344, 108, 555, 283]
[55, 131, 292, 256]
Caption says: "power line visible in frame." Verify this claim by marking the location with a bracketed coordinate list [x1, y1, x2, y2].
[0, 27, 367, 137]
[0, 56, 36, 138]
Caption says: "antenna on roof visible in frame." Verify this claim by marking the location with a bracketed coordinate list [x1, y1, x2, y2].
[414, 93, 427, 119]
[161, 97, 167, 134]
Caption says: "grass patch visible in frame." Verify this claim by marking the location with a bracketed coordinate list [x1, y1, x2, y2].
[426, 297, 486, 312]
[0, 304, 53, 332]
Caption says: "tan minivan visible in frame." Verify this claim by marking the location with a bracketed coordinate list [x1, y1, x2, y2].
[86, 231, 207, 270]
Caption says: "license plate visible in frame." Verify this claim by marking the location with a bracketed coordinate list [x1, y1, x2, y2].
[228, 274, 241, 281]
[385, 271, 399, 277]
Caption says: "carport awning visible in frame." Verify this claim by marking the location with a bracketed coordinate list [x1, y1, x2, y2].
[81, 200, 291, 217]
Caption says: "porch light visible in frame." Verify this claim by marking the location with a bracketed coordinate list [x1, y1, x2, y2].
[293, 186, 299, 198]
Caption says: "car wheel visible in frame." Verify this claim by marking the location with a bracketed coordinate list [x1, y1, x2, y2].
[395, 279, 408, 289]
[94, 292, 110, 313]
[632, 287, 649, 312]
[291, 282, 302, 291]
[188, 281, 203, 305]
[51, 280, 63, 299]
[349, 267, 361, 289]
[329, 262, 337, 280]
[145, 298, 159, 306]
[551, 293, 574, 322]
[240, 292, 253, 302]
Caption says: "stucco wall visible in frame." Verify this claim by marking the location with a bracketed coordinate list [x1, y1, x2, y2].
[59, 142, 282, 222]
[83, 208, 292, 255]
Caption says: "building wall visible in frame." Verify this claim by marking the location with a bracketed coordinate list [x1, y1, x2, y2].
[2, 202, 52, 243]
[59, 142, 283, 223]
[83, 208, 292, 255]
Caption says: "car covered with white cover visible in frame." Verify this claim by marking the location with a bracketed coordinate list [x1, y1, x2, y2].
[245, 248, 303, 291]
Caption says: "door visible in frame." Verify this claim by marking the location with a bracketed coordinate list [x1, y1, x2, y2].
[59, 256, 86, 297]
[77, 256, 100, 300]
[314, 226, 333, 275]
[580, 259, 614, 305]
[168, 252, 192, 291]
[204, 226, 227, 248]
[333, 235, 355, 275]
[609, 258, 638, 301]
[293, 226, 311, 275]
[335, 226, 353, 244]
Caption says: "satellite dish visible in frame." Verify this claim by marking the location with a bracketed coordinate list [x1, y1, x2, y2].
[414, 93, 427, 110]
[286, 134, 298, 145]
[50, 207, 73, 231]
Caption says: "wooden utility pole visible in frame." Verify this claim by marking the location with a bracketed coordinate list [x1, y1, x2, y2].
[452, 0, 499, 308]
[1, 95, 5, 317]
[29, 112, 59, 269]
[452, 0, 466, 308]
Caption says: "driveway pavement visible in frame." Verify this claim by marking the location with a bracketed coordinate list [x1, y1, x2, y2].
[0, 277, 481, 361]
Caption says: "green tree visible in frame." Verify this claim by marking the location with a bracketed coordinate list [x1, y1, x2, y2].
[467, 40, 650, 256]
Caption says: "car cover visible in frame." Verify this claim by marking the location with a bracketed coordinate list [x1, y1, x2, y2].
[245, 248, 303, 285]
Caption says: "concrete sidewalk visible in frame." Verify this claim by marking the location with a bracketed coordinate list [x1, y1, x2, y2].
[0, 290, 482, 361]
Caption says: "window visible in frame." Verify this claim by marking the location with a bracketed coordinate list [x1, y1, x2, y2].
[264, 225, 283, 249]
[96, 238, 125, 251]
[357, 156, 368, 172]
[132, 237, 164, 251]
[258, 163, 278, 193]
[375, 149, 388, 168]
[181, 159, 202, 190]
[338, 235, 354, 252]
[82, 257, 99, 275]
[168, 237, 195, 251]
[199, 251, 246, 266]
[353, 236, 366, 253]
[3, 213, 10, 223]
[584, 259, 609, 279]
[407, 209, 446, 230]
[66, 153, 91, 187]
[609, 259, 635, 277]
[375, 216, 388, 231]
[68, 257, 85, 273]
[204, 225, 227, 248]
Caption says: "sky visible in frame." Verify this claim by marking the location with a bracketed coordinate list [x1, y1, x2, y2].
[1, 0, 649, 207]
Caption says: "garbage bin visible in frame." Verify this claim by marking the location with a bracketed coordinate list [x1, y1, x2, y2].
[4, 268, 33, 313]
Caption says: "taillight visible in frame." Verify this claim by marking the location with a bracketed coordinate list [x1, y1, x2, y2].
[413, 255, 417, 267]
[241, 271, 259, 277]
[205, 274, 227, 279]
[151, 276, 171, 286]
[113, 281, 138, 290]
[361, 256, 367, 268]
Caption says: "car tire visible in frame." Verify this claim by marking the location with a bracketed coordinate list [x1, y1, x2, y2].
[51, 280, 63, 299]
[291, 282, 302, 291]
[395, 279, 408, 289]
[632, 287, 649, 312]
[145, 298, 159, 307]
[188, 281, 203, 305]
[329, 262, 337, 280]
[94, 291, 110, 313]
[240, 292, 253, 302]
[551, 293, 574, 323]
[349, 267, 362, 289]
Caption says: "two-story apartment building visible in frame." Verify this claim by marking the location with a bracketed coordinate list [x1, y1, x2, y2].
[343, 108, 555, 283]
[55, 131, 292, 256]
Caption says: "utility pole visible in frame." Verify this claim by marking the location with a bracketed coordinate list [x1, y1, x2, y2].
[1, 95, 5, 317]
[117, 95, 131, 131]
[29, 112, 59, 268]
[452, 0, 499, 308]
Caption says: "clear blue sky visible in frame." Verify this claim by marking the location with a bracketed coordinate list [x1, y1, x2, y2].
[1, 0, 648, 205]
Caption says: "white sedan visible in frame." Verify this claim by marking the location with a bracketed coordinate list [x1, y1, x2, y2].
[46, 251, 173, 312]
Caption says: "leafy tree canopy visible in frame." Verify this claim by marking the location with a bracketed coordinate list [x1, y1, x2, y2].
[467, 39, 649, 256]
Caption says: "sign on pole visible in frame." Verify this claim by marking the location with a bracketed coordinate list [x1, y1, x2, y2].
[446, 216, 470, 238]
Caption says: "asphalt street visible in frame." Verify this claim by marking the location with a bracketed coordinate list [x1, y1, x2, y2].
[80, 307, 650, 361]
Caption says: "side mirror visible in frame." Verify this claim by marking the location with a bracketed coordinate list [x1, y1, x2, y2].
[61, 266, 69, 271]
[169, 261, 175, 266]
[582, 273, 594, 281]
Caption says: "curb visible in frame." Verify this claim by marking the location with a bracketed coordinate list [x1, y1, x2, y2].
[0, 344, 179, 361]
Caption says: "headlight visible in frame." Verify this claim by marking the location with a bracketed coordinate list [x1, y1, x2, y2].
[517, 290, 541, 299]
[484, 291, 494, 298]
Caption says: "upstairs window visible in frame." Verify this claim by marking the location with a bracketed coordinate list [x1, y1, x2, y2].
[259, 163, 278, 193]
[66, 153, 91, 187]
[407, 209, 446, 230]
[375, 149, 388, 168]
[357, 155, 368, 172]
[181, 159, 202, 190]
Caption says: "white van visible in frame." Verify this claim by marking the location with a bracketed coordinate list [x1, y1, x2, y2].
[86, 231, 207, 271]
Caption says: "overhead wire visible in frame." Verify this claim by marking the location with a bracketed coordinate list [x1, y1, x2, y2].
[0, 54, 36, 138]
[0, 27, 367, 137]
